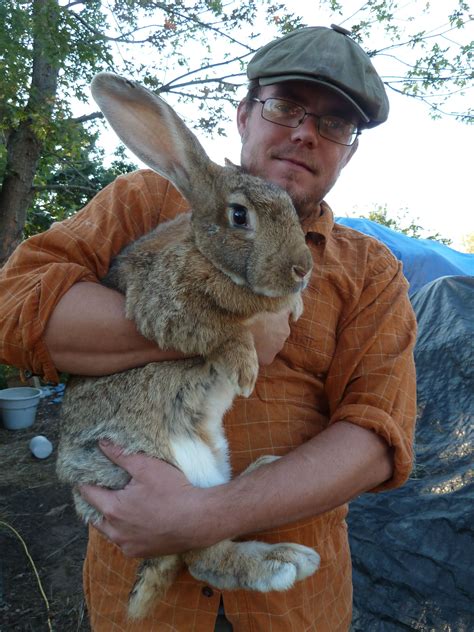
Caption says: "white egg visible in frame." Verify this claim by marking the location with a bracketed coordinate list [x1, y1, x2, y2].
[29, 435, 53, 459]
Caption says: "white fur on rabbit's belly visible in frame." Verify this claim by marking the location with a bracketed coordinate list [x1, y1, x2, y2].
[170, 381, 235, 488]
[171, 436, 229, 487]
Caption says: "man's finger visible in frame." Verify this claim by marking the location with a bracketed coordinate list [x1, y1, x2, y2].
[97, 440, 149, 477]
[98, 440, 126, 462]
[78, 482, 116, 514]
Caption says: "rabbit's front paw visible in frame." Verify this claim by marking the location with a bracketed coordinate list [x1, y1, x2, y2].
[233, 352, 259, 397]
[211, 343, 258, 398]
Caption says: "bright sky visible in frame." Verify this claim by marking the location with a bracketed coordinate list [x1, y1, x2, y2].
[98, 1, 474, 251]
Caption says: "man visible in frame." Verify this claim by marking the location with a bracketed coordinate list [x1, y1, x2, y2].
[0, 25, 417, 631]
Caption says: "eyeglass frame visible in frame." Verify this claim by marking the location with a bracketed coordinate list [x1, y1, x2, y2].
[250, 97, 361, 146]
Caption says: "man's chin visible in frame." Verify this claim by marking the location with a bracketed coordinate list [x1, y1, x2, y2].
[270, 175, 321, 220]
[265, 166, 313, 193]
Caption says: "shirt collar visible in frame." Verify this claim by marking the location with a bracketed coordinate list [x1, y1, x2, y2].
[300, 200, 334, 245]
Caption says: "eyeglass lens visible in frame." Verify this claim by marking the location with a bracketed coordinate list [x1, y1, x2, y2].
[261, 98, 357, 146]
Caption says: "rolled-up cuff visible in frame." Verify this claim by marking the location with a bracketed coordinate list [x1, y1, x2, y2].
[330, 403, 414, 492]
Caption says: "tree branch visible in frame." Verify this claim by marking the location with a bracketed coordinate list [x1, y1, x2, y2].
[33, 184, 99, 194]
[166, 89, 239, 105]
[64, 0, 86, 8]
[157, 2, 255, 51]
[161, 73, 246, 93]
[66, 3, 255, 51]
[70, 112, 104, 124]
[373, 18, 473, 55]
[160, 52, 254, 92]
[385, 82, 474, 120]
[66, 10, 156, 43]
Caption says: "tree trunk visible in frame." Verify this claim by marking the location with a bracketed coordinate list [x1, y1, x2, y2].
[0, 0, 60, 266]
[0, 122, 43, 265]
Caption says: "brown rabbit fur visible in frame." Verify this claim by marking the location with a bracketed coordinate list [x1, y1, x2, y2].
[56, 73, 319, 620]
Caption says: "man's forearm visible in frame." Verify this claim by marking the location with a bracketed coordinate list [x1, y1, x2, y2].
[43, 282, 293, 376]
[44, 282, 184, 376]
[198, 422, 393, 546]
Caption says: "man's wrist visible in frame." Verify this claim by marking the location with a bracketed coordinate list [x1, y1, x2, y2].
[190, 482, 242, 549]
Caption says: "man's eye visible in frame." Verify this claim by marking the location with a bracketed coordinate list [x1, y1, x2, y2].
[325, 118, 343, 129]
[323, 117, 350, 131]
[229, 203, 249, 227]
[275, 103, 291, 113]
[270, 100, 299, 116]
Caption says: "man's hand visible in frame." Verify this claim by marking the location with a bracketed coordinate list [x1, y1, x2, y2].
[79, 442, 211, 557]
[247, 308, 291, 365]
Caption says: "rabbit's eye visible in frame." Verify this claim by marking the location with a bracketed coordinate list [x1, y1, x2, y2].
[229, 203, 249, 228]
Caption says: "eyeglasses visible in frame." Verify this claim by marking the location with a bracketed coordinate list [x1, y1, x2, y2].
[251, 97, 360, 146]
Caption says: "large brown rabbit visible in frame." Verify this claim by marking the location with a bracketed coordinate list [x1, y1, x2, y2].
[56, 73, 319, 620]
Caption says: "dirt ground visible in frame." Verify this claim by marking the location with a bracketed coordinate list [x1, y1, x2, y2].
[0, 395, 90, 632]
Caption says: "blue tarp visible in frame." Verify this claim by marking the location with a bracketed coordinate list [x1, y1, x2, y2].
[335, 217, 474, 295]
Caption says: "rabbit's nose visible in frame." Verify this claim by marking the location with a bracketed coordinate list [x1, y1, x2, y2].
[292, 262, 312, 289]
[292, 265, 307, 279]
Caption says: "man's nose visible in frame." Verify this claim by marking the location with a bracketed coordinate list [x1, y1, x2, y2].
[289, 114, 320, 146]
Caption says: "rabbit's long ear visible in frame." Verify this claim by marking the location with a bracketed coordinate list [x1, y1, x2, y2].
[91, 72, 210, 197]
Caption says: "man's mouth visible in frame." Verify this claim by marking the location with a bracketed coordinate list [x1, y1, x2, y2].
[276, 156, 315, 174]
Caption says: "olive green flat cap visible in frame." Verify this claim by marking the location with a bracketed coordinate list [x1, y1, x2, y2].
[247, 25, 389, 128]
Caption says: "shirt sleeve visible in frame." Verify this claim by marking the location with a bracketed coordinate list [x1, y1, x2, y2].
[325, 245, 417, 491]
[0, 170, 170, 383]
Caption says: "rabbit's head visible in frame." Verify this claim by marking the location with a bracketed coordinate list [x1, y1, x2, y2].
[91, 73, 313, 297]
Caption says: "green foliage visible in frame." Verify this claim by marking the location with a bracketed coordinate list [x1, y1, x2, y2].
[362, 204, 452, 245]
[26, 141, 137, 237]
[1, 1, 134, 243]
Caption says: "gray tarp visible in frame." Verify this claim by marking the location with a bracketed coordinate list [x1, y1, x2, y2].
[349, 276, 474, 631]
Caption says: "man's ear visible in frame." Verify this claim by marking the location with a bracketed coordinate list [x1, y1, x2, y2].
[236, 99, 249, 138]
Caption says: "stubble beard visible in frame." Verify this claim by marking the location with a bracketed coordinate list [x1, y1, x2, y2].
[278, 173, 323, 221]
[241, 154, 323, 221]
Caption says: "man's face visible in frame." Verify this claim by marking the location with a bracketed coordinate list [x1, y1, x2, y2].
[237, 81, 359, 220]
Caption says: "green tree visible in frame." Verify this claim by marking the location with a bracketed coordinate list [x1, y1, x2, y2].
[25, 141, 137, 237]
[0, 0, 305, 265]
[361, 204, 452, 245]
[0, 0, 472, 264]
[0, 0, 116, 263]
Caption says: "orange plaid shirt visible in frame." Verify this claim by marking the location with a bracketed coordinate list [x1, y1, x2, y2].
[0, 170, 417, 631]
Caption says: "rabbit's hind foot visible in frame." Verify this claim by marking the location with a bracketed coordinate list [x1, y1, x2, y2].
[127, 554, 182, 620]
[255, 542, 320, 587]
[185, 539, 319, 593]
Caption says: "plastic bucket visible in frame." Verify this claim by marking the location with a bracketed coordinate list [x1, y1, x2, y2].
[0, 387, 42, 430]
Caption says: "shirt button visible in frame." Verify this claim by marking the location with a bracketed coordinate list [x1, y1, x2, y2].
[202, 586, 214, 598]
